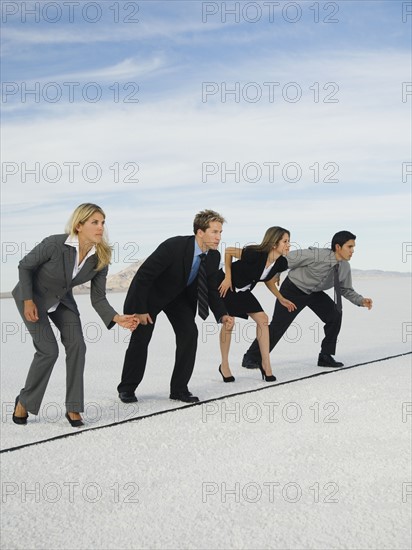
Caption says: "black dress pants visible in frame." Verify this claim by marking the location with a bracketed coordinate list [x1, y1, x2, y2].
[245, 277, 342, 361]
[118, 290, 198, 394]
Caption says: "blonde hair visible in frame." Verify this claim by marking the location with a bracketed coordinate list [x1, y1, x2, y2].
[193, 209, 226, 233]
[65, 203, 112, 270]
[247, 226, 290, 253]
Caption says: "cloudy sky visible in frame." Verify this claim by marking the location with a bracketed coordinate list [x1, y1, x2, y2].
[1, 0, 411, 291]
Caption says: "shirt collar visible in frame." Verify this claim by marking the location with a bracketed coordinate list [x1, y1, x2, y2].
[309, 247, 338, 266]
[194, 240, 207, 257]
[329, 250, 338, 266]
[65, 234, 96, 257]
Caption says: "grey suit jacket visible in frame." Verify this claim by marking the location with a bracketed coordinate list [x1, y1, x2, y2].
[12, 234, 117, 328]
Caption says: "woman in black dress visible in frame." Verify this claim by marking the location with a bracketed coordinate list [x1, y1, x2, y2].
[218, 226, 296, 382]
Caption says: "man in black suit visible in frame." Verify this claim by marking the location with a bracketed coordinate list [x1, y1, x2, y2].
[117, 210, 234, 403]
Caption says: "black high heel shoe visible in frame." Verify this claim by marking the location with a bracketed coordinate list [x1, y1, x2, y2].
[65, 412, 84, 427]
[13, 395, 28, 425]
[258, 366, 277, 382]
[219, 365, 235, 383]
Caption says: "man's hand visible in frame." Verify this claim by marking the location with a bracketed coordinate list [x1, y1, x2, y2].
[24, 299, 39, 322]
[113, 314, 140, 331]
[362, 298, 373, 310]
[221, 315, 234, 330]
[136, 313, 153, 325]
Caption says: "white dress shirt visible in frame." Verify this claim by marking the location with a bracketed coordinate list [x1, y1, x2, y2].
[47, 235, 96, 313]
[237, 261, 275, 292]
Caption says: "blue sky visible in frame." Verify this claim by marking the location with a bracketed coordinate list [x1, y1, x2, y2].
[1, 0, 411, 290]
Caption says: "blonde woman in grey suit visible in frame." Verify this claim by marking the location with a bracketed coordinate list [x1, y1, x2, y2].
[12, 203, 138, 427]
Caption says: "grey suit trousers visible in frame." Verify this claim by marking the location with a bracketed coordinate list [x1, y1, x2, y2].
[16, 301, 86, 414]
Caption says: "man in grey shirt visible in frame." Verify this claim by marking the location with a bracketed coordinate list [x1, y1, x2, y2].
[242, 231, 373, 371]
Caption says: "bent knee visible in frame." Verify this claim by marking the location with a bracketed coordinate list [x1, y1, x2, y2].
[176, 320, 198, 340]
[35, 343, 59, 363]
[62, 336, 86, 356]
[327, 309, 342, 323]
[189, 323, 198, 338]
[255, 312, 269, 325]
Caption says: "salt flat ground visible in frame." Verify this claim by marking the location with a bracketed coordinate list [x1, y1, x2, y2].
[1, 276, 411, 550]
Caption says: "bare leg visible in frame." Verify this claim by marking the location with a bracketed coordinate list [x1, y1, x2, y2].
[249, 312, 273, 376]
[219, 321, 235, 378]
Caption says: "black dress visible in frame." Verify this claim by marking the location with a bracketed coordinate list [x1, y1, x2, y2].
[218, 248, 288, 319]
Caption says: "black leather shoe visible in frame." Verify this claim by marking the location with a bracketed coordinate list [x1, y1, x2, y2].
[317, 353, 344, 368]
[119, 391, 138, 403]
[12, 395, 28, 425]
[258, 366, 277, 382]
[65, 412, 84, 427]
[242, 355, 262, 369]
[219, 365, 235, 383]
[169, 391, 199, 403]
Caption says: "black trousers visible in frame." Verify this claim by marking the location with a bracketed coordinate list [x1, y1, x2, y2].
[245, 277, 342, 361]
[118, 290, 198, 394]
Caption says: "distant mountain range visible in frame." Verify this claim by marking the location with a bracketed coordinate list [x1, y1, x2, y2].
[66, 260, 146, 295]
[351, 269, 411, 278]
[1, 262, 409, 298]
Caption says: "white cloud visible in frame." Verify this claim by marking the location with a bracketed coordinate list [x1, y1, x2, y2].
[0, 17, 227, 52]
[46, 56, 167, 83]
[1, 48, 411, 288]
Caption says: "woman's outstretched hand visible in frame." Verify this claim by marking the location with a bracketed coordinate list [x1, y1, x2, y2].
[219, 277, 232, 298]
[113, 314, 140, 331]
[279, 297, 297, 312]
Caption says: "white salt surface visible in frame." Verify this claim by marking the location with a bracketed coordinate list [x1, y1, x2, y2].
[1, 276, 411, 549]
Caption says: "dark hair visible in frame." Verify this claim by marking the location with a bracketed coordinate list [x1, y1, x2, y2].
[331, 231, 356, 251]
[193, 209, 226, 234]
[247, 226, 290, 253]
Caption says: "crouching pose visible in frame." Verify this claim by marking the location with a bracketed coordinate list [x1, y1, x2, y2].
[117, 210, 234, 404]
[242, 231, 373, 370]
[218, 226, 295, 382]
[12, 203, 138, 427]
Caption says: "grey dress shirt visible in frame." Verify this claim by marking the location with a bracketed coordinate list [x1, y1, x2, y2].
[287, 247, 364, 306]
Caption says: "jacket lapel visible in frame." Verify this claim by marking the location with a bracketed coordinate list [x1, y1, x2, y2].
[72, 255, 97, 285]
[63, 244, 97, 287]
[62, 244, 76, 288]
[183, 236, 195, 284]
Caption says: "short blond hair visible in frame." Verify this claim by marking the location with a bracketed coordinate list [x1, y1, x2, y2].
[193, 209, 226, 234]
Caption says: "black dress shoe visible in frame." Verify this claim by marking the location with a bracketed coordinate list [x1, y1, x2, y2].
[258, 366, 277, 382]
[65, 412, 84, 427]
[242, 355, 262, 369]
[219, 365, 235, 383]
[169, 391, 199, 403]
[12, 395, 28, 425]
[317, 353, 344, 368]
[118, 391, 138, 403]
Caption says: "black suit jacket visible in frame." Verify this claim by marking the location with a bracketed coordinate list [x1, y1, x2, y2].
[230, 248, 288, 290]
[124, 235, 227, 322]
